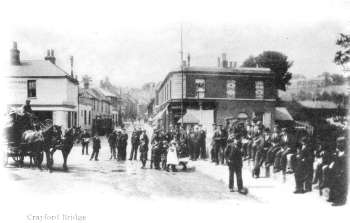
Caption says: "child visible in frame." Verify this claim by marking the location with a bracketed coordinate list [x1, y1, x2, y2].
[166, 140, 178, 172]
[90, 134, 101, 161]
[139, 138, 148, 168]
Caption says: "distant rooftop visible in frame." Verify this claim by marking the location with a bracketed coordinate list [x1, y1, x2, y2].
[298, 100, 338, 109]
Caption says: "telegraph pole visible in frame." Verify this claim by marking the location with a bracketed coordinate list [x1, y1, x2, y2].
[180, 25, 184, 126]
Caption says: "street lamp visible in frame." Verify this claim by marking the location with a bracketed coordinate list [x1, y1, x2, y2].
[196, 88, 204, 125]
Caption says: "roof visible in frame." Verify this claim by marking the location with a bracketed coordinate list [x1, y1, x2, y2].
[275, 107, 294, 121]
[10, 60, 78, 84]
[97, 87, 117, 98]
[181, 66, 271, 74]
[157, 65, 273, 92]
[298, 100, 338, 109]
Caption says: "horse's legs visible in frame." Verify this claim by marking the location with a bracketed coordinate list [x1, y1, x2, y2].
[62, 150, 68, 170]
[45, 150, 52, 171]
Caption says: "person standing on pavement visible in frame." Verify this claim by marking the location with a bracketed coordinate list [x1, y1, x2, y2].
[199, 125, 207, 160]
[81, 129, 91, 155]
[211, 124, 221, 165]
[220, 124, 228, 165]
[90, 134, 101, 161]
[225, 133, 246, 194]
[129, 128, 140, 160]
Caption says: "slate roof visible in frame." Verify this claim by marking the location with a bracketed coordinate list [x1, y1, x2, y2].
[10, 60, 78, 84]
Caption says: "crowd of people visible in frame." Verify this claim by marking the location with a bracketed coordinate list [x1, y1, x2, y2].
[211, 119, 348, 205]
[77, 118, 348, 206]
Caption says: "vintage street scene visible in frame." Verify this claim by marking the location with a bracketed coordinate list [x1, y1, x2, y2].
[1, 1, 349, 222]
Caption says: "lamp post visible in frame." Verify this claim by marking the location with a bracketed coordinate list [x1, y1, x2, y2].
[196, 89, 204, 125]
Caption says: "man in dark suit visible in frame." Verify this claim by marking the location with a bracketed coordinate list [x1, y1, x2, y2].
[225, 133, 245, 193]
[90, 134, 101, 161]
[81, 130, 90, 155]
[108, 130, 117, 160]
[121, 128, 128, 161]
[129, 129, 140, 160]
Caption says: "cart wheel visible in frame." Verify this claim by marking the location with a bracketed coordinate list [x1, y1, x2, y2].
[180, 162, 187, 171]
[12, 155, 21, 163]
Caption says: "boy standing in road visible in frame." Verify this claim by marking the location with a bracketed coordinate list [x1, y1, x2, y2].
[90, 134, 101, 161]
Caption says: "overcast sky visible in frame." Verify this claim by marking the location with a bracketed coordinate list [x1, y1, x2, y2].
[4, 0, 350, 88]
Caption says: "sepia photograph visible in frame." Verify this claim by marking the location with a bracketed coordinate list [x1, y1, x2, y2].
[0, 0, 349, 222]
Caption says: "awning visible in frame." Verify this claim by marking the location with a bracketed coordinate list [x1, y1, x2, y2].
[275, 107, 293, 121]
[177, 112, 199, 124]
[152, 105, 168, 121]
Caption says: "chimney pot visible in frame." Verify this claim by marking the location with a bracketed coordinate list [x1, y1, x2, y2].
[10, 41, 20, 65]
[45, 49, 56, 64]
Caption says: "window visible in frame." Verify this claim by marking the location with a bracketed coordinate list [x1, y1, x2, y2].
[84, 110, 87, 125]
[68, 112, 71, 128]
[195, 79, 205, 98]
[226, 80, 236, 98]
[88, 111, 91, 125]
[255, 81, 264, 99]
[27, 80, 36, 98]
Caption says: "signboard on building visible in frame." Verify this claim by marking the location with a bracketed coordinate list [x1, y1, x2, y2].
[195, 79, 205, 98]
[226, 80, 236, 98]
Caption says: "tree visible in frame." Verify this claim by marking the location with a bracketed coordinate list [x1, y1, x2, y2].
[241, 55, 257, 67]
[334, 33, 350, 67]
[241, 51, 293, 91]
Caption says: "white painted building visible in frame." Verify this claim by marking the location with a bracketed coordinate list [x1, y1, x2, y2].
[8, 42, 79, 131]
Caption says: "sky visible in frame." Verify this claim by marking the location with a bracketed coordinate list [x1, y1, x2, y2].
[3, 0, 350, 88]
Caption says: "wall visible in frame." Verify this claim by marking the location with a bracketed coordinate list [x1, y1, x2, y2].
[215, 100, 275, 128]
[8, 77, 78, 107]
[186, 74, 276, 99]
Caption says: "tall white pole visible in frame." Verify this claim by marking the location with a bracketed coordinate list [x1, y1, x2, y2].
[180, 24, 184, 126]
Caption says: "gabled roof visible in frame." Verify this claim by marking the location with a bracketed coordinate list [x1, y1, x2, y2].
[10, 60, 78, 84]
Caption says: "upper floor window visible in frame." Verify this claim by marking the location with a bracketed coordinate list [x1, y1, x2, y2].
[226, 80, 236, 98]
[27, 80, 36, 98]
[195, 79, 205, 98]
[255, 81, 264, 99]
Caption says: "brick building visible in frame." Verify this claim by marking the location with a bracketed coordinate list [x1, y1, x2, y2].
[154, 54, 277, 135]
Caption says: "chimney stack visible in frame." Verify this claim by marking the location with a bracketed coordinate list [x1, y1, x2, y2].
[222, 53, 228, 68]
[10, 41, 20, 65]
[229, 61, 233, 68]
[233, 61, 237, 68]
[83, 79, 89, 89]
[70, 56, 74, 77]
[187, 54, 191, 67]
[44, 48, 56, 64]
[217, 57, 221, 67]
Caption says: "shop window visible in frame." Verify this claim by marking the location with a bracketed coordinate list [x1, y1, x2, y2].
[89, 111, 91, 125]
[27, 80, 36, 98]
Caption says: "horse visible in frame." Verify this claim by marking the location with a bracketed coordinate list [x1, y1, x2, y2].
[50, 126, 80, 170]
[21, 124, 61, 171]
